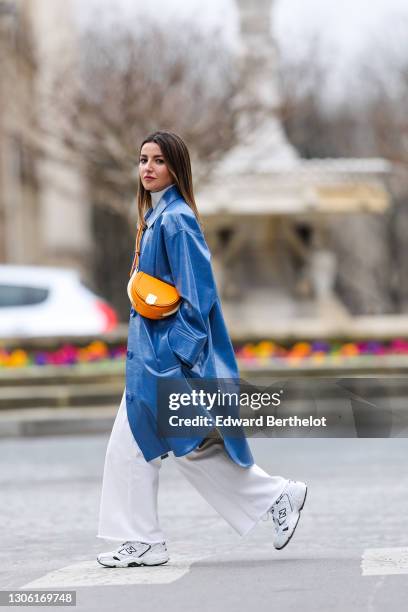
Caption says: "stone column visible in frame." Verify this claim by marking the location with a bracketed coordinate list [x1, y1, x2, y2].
[215, 0, 298, 174]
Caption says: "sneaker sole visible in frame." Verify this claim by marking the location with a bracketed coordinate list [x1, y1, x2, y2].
[274, 484, 308, 551]
[97, 556, 169, 568]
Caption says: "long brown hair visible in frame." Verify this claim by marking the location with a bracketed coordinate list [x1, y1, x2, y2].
[136, 131, 202, 230]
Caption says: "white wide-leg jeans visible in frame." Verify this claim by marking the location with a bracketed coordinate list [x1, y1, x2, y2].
[97, 389, 288, 543]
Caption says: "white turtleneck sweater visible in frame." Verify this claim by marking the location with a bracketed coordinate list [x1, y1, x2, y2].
[150, 184, 174, 209]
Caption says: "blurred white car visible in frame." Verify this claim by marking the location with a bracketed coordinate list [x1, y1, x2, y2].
[0, 265, 118, 338]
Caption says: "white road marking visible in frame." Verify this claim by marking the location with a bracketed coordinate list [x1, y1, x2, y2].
[20, 551, 209, 588]
[362, 547, 408, 576]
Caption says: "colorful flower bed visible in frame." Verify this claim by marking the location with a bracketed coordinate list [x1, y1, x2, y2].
[0, 341, 126, 368]
[235, 339, 408, 365]
[1, 338, 408, 368]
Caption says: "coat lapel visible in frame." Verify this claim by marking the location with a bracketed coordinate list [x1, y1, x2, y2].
[144, 185, 182, 228]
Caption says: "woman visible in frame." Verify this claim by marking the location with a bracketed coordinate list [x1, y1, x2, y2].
[96, 130, 307, 567]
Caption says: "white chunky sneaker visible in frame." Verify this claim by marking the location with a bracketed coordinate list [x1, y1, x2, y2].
[97, 541, 169, 567]
[270, 480, 307, 550]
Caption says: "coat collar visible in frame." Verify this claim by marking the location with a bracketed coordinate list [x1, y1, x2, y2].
[144, 184, 182, 228]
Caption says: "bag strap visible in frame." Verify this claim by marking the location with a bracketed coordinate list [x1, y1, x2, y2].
[129, 223, 145, 277]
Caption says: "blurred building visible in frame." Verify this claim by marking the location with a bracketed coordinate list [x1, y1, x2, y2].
[0, 0, 91, 276]
[0, 0, 29, 264]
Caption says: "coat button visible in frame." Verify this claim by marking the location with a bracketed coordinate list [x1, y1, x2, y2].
[125, 392, 134, 403]
[130, 307, 137, 317]
[127, 350, 133, 359]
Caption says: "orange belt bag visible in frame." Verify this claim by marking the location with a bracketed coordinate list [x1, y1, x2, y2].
[127, 223, 181, 319]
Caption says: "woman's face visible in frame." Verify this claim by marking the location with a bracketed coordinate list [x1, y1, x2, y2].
[139, 142, 173, 192]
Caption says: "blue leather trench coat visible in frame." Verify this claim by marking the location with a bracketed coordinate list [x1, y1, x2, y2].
[125, 185, 254, 468]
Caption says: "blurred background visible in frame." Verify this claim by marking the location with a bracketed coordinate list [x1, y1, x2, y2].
[1, 0, 408, 429]
[3, 5, 408, 600]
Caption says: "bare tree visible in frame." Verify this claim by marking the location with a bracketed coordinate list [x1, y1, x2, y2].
[359, 34, 408, 311]
[29, 20, 241, 222]
[6, 13, 244, 317]
[276, 36, 397, 314]
[70, 21, 241, 317]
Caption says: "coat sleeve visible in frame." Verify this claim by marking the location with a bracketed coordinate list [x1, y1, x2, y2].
[164, 228, 217, 368]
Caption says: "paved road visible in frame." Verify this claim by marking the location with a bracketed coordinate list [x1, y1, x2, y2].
[1, 434, 408, 611]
